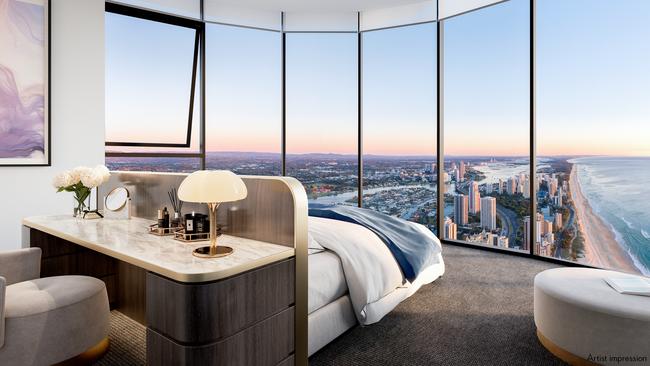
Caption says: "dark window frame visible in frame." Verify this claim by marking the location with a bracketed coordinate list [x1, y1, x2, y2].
[104, 2, 204, 150]
[104, 0, 599, 271]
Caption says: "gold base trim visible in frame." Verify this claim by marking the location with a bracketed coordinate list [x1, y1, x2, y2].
[193, 245, 234, 258]
[537, 330, 598, 366]
[54, 337, 110, 366]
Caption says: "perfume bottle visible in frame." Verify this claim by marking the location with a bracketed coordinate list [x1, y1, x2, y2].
[157, 209, 164, 228]
[162, 207, 170, 228]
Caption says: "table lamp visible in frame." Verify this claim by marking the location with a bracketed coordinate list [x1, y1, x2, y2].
[178, 170, 248, 258]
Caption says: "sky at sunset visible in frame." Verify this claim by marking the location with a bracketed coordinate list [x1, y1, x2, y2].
[106, 0, 649, 157]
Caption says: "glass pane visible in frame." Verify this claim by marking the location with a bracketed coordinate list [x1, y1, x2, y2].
[285, 33, 358, 204]
[537, 0, 650, 275]
[443, 0, 530, 251]
[205, 24, 282, 175]
[362, 23, 438, 234]
[106, 157, 200, 173]
[105, 12, 197, 145]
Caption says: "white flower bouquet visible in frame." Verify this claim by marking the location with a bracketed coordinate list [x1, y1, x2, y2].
[53, 165, 111, 217]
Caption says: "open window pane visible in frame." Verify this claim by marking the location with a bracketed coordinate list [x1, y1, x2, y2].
[537, 0, 650, 274]
[205, 24, 282, 175]
[362, 23, 438, 234]
[285, 33, 358, 204]
[105, 10, 198, 146]
[443, 0, 530, 251]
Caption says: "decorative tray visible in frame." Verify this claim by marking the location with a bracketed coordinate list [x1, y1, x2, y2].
[173, 228, 222, 243]
[148, 224, 183, 236]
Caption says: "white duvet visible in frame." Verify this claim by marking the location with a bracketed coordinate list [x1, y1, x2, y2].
[309, 216, 444, 325]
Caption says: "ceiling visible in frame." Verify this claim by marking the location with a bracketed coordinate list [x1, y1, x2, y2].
[208, 0, 432, 12]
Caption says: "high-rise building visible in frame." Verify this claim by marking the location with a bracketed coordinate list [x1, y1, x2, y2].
[507, 177, 517, 195]
[541, 220, 553, 235]
[444, 217, 457, 240]
[549, 178, 558, 197]
[497, 179, 504, 194]
[554, 212, 563, 231]
[480, 197, 497, 231]
[459, 161, 466, 182]
[485, 181, 493, 194]
[555, 187, 563, 207]
[523, 213, 544, 251]
[454, 194, 469, 226]
[523, 176, 530, 199]
[469, 181, 481, 214]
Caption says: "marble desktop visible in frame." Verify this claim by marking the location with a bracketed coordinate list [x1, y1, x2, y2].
[23, 215, 294, 282]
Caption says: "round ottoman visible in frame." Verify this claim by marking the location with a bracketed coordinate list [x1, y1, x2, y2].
[1, 275, 110, 365]
[534, 268, 650, 366]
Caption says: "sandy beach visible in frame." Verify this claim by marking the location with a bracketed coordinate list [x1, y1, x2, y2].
[569, 165, 640, 274]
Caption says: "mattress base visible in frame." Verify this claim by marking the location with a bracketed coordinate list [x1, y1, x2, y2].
[308, 295, 356, 357]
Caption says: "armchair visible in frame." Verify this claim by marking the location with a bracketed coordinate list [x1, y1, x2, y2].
[0, 247, 110, 365]
[0, 248, 41, 350]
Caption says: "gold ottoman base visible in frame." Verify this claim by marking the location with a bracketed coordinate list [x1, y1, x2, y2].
[54, 337, 110, 366]
[537, 330, 598, 366]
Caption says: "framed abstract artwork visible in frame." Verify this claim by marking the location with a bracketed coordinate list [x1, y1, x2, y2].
[0, 0, 50, 166]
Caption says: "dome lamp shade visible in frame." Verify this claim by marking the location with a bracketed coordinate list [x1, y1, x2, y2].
[177, 170, 248, 258]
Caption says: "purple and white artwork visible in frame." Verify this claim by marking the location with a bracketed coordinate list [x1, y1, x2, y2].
[0, 0, 48, 165]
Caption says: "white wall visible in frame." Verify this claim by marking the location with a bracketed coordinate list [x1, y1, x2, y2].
[0, 0, 105, 250]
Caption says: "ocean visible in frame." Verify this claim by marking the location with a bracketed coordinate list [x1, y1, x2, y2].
[571, 157, 650, 275]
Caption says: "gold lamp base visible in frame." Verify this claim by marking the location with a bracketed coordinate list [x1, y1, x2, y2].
[192, 245, 234, 258]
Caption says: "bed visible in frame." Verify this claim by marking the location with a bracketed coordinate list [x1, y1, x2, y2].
[307, 214, 445, 356]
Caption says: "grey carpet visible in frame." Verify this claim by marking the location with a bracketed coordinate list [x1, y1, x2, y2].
[97, 311, 146, 366]
[309, 245, 566, 366]
[96, 245, 566, 365]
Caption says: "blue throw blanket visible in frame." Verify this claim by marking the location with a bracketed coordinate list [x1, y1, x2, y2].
[309, 204, 441, 281]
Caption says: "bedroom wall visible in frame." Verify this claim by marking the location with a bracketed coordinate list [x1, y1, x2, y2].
[0, 0, 105, 250]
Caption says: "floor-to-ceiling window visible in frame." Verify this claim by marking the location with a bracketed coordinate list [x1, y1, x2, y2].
[537, 0, 650, 275]
[285, 33, 359, 204]
[205, 24, 282, 175]
[362, 23, 438, 234]
[443, 0, 530, 250]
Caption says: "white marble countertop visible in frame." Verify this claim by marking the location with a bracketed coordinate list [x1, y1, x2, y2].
[23, 215, 295, 283]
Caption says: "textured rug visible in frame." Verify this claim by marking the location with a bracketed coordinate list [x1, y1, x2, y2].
[96, 244, 565, 365]
[97, 311, 146, 366]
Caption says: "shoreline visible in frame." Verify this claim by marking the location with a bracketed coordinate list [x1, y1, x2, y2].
[569, 164, 641, 274]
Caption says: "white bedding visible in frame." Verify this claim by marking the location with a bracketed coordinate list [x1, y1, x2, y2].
[308, 250, 347, 314]
[308, 216, 444, 325]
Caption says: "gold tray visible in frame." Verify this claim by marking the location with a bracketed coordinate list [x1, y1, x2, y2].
[173, 229, 221, 243]
[148, 224, 183, 236]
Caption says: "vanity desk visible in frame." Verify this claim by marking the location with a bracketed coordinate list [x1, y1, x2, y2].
[22, 174, 308, 366]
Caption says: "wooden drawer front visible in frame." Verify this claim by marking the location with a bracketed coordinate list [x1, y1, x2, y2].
[277, 355, 294, 366]
[147, 258, 295, 344]
[30, 229, 79, 258]
[147, 306, 295, 366]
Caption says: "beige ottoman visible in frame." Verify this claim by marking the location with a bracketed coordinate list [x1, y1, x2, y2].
[534, 268, 650, 366]
[0, 275, 110, 365]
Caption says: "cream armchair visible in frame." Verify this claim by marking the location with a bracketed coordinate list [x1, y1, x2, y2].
[0, 248, 110, 365]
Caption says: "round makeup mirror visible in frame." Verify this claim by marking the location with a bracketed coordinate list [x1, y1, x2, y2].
[105, 187, 130, 211]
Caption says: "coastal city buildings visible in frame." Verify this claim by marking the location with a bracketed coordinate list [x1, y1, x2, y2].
[480, 197, 496, 231]
[454, 194, 469, 226]
[469, 181, 481, 214]
[444, 217, 457, 240]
